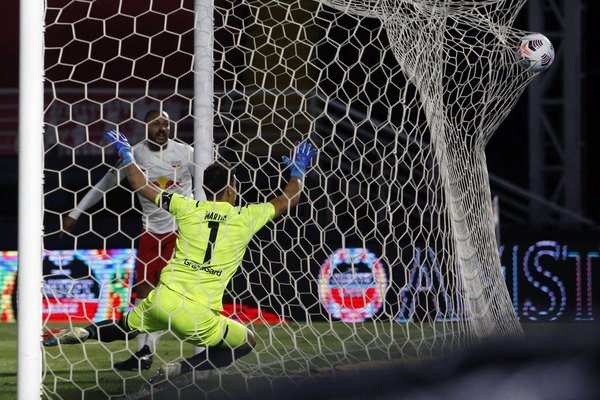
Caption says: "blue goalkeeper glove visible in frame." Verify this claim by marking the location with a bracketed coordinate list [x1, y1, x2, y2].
[103, 129, 134, 165]
[282, 140, 317, 179]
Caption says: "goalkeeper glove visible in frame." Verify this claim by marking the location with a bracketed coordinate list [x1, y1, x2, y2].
[282, 140, 317, 180]
[103, 129, 134, 165]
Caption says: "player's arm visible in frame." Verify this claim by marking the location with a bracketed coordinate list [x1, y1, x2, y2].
[62, 166, 120, 234]
[269, 141, 317, 218]
[270, 177, 302, 218]
[103, 129, 160, 204]
[124, 163, 160, 203]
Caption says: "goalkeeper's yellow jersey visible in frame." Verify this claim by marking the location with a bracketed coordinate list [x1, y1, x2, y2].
[154, 192, 275, 311]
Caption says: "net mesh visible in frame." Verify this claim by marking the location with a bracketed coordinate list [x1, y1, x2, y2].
[42, 0, 535, 397]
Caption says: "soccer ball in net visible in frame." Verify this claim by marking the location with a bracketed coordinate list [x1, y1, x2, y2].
[515, 33, 555, 73]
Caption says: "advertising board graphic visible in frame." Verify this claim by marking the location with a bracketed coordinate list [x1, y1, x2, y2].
[1, 249, 134, 323]
[0, 249, 285, 324]
[319, 248, 388, 322]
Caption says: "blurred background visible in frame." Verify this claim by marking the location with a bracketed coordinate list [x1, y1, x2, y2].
[2, 1, 599, 241]
[1, 1, 599, 324]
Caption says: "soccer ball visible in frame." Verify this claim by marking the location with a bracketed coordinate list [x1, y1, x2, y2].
[515, 33, 555, 73]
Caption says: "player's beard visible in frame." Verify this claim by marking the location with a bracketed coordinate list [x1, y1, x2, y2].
[148, 132, 169, 149]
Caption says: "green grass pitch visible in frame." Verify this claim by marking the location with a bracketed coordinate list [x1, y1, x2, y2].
[0, 322, 593, 399]
[1, 321, 442, 399]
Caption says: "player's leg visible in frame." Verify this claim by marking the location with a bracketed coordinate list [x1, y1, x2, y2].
[43, 290, 169, 347]
[181, 320, 255, 373]
[114, 245, 153, 370]
[145, 231, 178, 352]
[133, 231, 162, 360]
[105, 285, 171, 372]
[149, 313, 255, 382]
[127, 283, 155, 370]
[114, 231, 175, 370]
[43, 317, 138, 346]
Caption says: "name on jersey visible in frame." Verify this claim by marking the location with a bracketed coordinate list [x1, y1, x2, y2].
[183, 259, 222, 277]
[204, 211, 226, 222]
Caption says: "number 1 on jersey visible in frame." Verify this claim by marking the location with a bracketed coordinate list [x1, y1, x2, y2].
[203, 221, 220, 264]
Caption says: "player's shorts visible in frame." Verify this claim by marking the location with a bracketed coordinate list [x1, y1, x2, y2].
[125, 284, 248, 348]
[135, 230, 177, 287]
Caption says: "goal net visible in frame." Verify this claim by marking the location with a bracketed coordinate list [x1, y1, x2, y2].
[42, 0, 534, 397]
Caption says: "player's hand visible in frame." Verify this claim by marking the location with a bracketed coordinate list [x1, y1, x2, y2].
[60, 215, 77, 237]
[282, 140, 317, 179]
[103, 129, 134, 165]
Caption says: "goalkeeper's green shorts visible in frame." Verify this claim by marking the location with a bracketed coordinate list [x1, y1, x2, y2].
[125, 284, 248, 348]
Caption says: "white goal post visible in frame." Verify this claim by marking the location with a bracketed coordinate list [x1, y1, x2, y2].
[20, 0, 545, 398]
[17, 0, 44, 399]
[193, 0, 215, 198]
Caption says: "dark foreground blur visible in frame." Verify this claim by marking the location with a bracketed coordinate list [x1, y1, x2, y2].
[223, 323, 600, 400]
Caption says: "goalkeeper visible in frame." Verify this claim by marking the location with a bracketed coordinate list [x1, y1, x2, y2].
[62, 109, 204, 372]
[43, 130, 317, 384]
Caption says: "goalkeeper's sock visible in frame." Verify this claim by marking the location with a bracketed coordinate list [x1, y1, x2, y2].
[136, 333, 148, 352]
[85, 318, 131, 342]
[180, 346, 254, 374]
[145, 331, 162, 354]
